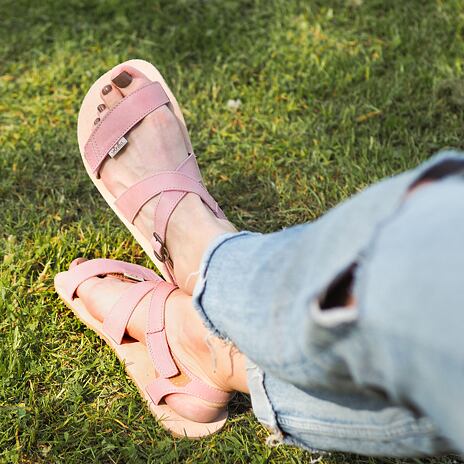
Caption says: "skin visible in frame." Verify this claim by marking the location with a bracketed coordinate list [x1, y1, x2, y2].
[76, 65, 248, 424]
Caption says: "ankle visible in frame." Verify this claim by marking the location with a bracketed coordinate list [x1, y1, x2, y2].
[165, 292, 216, 368]
[165, 292, 249, 394]
[165, 292, 229, 391]
[166, 194, 234, 292]
[167, 194, 219, 242]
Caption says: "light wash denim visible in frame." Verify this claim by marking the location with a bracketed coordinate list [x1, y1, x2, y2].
[192, 150, 464, 456]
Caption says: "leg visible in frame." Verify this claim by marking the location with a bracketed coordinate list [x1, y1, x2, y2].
[352, 176, 464, 450]
[191, 151, 464, 454]
[193, 152, 464, 381]
[80, 67, 464, 451]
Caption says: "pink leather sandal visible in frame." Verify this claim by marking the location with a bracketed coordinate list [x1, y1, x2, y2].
[54, 258, 230, 438]
[77, 60, 226, 284]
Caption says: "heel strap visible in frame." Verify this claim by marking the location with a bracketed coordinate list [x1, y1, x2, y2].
[146, 376, 230, 406]
[144, 276, 230, 405]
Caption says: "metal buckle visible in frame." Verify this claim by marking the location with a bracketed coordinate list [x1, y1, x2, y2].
[152, 231, 170, 263]
[123, 272, 145, 283]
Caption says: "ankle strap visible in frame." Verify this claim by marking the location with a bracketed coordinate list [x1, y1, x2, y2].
[115, 154, 226, 269]
[114, 159, 224, 223]
[144, 283, 231, 405]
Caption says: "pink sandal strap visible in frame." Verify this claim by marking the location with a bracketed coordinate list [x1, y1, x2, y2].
[103, 280, 160, 344]
[146, 283, 179, 377]
[146, 376, 230, 405]
[114, 154, 226, 266]
[60, 258, 158, 301]
[153, 190, 188, 251]
[143, 275, 230, 405]
[84, 78, 227, 283]
[84, 82, 170, 177]
[63, 258, 229, 406]
[114, 165, 223, 223]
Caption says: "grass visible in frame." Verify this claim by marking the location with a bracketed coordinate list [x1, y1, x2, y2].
[1, 0, 464, 462]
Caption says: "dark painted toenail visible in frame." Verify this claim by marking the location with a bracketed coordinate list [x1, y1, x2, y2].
[112, 71, 132, 88]
[94, 117, 100, 125]
[102, 85, 112, 95]
[97, 104, 106, 112]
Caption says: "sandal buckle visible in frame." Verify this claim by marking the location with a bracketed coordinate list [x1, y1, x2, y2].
[123, 272, 145, 283]
[152, 231, 170, 263]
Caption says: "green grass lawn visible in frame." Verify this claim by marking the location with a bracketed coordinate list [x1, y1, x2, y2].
[1, 0, 464, 462]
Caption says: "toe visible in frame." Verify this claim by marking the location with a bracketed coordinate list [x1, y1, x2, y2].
[110, 65, 151, 97]
[100, 81, 123, 110]
[97, 102, 108, 117]
[74, 275, 148, 343]
[70, 257, 88, 269]
[93, 102, 108, 126]
[76, 276, 127, 323]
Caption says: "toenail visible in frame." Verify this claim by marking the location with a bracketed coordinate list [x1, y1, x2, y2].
[94, 117, 100, 125]
[97, 104, 106, 112]
[102, 85, 113, 95]
[112, 71, 133, 88]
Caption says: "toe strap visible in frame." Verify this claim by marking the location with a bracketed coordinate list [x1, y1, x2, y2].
[84, 82, 170, 177]
[60, 258, 159, 301]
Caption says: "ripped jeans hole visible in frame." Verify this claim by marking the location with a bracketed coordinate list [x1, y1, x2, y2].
[319, 264, 357, 310]
[407, 158, 464, 192]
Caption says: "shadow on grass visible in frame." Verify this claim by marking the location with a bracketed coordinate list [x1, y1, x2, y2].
[2, 0, 275, 68]
[228, 392, 252, 418]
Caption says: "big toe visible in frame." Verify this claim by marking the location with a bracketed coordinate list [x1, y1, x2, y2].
[110, 65, 151, 97]
[76, 276, 128, 323]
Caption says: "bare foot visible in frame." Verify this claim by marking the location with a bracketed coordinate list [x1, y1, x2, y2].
[75, 271, 248, 423]
[95, 65, 236, 293]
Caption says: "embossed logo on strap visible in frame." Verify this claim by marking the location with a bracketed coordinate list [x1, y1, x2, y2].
[108, 136, 128, 158]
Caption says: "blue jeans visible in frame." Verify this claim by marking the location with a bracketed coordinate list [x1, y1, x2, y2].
[192, 150, 464, 456]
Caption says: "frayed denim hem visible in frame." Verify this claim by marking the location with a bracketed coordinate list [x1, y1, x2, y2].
[192, 231, 259, 340]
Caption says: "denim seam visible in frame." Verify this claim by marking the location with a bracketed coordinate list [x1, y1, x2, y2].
[277, 415, 438, 439]
[246, 362, 288, 444]
[260, 371, 287, 441]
